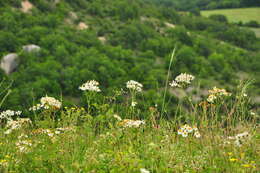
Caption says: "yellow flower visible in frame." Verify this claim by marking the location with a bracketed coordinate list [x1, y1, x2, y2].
[229, 158, 238, 162]
[240, 152, 245, 159]
[227, 152, 232, 156]
[0, 159, 7, 163]
[242, 164, 252, 168]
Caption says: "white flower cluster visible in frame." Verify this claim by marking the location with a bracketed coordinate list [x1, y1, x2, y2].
[225, 131, 250, 147]
[126, 80, 143, 92]
[177, 124, 201, 138]
[79, 80, 101, 92]
[15, 135, 32, 153]
[235, 132, 250, 147]
[207, 87, 231, 103]
[140, 168, 150, 173]
[32, 127, 75, 137]
[120, 119, 145, 128]
[131, 101, 137, 107]
[4, 118, 32, 135]
[113, 114, 122, 121]
[0, 110, 22, 120]
[29, 96, 62, 111]
[170, 73, 195, 88]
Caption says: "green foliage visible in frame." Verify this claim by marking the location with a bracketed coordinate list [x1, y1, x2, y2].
[209, 14, 228, 23]
[0, 0, 259, 111]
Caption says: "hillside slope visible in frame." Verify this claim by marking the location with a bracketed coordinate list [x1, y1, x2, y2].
[0, 0, 259, 110]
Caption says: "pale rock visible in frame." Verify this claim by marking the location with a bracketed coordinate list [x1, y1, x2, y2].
[77, 22, 89, 30]
[22, 44, 41, 53]
[21, 0, 33, 13]
[1, 53, 19, 74]
[98, 37, 106, 44]
[164, 22, 176, 29]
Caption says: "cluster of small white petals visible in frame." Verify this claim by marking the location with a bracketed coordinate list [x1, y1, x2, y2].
[120, 119, 145, 128]
[177, 124, 201, 138]
[170, 73, 195, 88]
[16, 139, 32, 153]
[40, 96, 62, 109]
[0, 110, 22, 120]
[29, 96, 61, 111]
[79, 80, 101, 92]
[169, 80, 180, 87]
[235, 132, 250, 147]
[4, 118, 32, 134]
[175, 73, 195, 84]
[207, 94, 217, 103]
[131, 101, 137, 107]
[32, 127, 75, 137]
[113, 114, 122, 121]
[29, 104, 43, 111]
[126, 80, 143, 92]
[140, 168, 150, 173]
[207, 87, 231, 103]
[225, 131, 250, 147]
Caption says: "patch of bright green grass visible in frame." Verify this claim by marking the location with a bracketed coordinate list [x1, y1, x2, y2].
[201, 8, 260, 23]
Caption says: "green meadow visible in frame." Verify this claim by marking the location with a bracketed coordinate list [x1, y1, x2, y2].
[201, 8, 260, 23]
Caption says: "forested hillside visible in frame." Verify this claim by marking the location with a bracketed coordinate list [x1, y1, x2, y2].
[0, 0, 259, 111]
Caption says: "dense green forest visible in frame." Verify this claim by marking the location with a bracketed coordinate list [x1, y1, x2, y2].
[147, 0, 260, 10]
[0, 0, 259, 112]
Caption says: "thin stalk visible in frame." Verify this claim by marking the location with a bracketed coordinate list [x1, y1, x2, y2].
[161, 47, 176, 119]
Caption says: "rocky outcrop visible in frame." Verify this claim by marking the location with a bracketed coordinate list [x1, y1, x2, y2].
[0, 53, 19, 74]
[98, 37, 106, 44]
[164, 22, 176, 29]
[77, 22, 89, 30]
[22, 44, 41, 53]
[21, 0, 33, 13]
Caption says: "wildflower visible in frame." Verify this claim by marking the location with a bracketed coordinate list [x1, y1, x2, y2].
[29, 104, 43, 111]
[131, 101, 137, 107]
[207, 94, 217, 103]
[175, 73, 195, 84]
[207, 86, 231, 103]
[170, 73, 195, 88]
[79, 80, 101, 92]
[140, 168, 150, 173]
[229, 158, 238, 162]
[227, 152, 233, 156]
[16, 140, 32, 153]
[242, 164, 252, 168]
[225, 131, 250, 147]
[250, 111, 256, 116]
[0, 110, 22, 120]
[0, 159, 8, 166]
[194, 131, 201, 138]
[126, 80, 143, 92]
[29, 96, 62, 111]
[177, 124, 201, 138]
[40, 96, 62, 109]
[234, 131, 250, 147]
[4, 118, 32, 134]
[113, 114, 122, 121]
[119, 119, 145, 128]
[169, 80, 180, 87]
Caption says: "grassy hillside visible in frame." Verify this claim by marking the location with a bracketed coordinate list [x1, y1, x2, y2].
[201, 8, 260, 23]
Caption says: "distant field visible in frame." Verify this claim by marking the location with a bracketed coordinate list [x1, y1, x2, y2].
[249, 27, 260, 38]
[201, 8, 260, 23]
